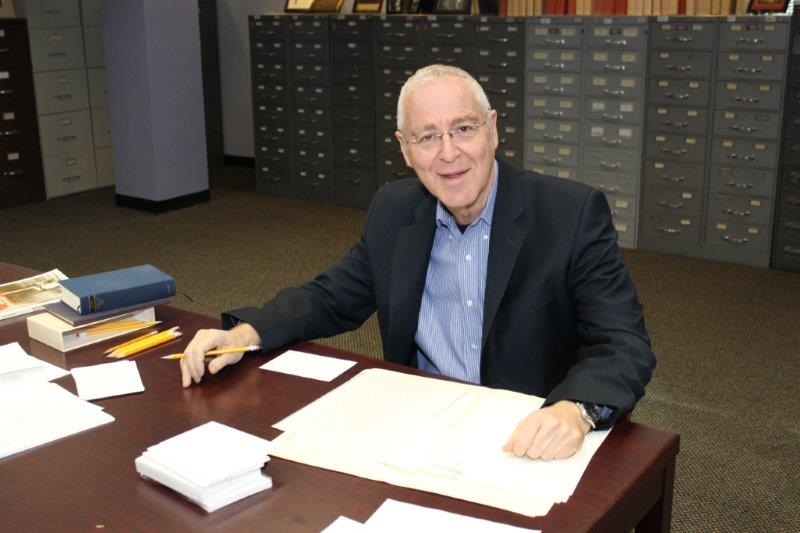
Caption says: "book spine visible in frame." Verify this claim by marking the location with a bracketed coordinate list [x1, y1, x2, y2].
[84, 280, 176, 314]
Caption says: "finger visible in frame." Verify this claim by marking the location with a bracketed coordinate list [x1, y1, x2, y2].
[526, 423, 557, 460]
[509, 416, 543, 457]
[208, 352, 244, 374]
[180, 357, 191, 388]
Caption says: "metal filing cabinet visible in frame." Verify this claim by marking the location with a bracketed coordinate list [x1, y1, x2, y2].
[199, 0, 223, 169]
[774, 9, 800, 270]
[375, 16, 422, 187]
[0, 19, 46, 208]
[708, 16, 788, 267]
[17, 0, 96, 198]
[250, 15, 293, 197]
[476, 16, 524, 168]
[332, 15, 375, 209]
[524, 17, 582, 182]
[640, 18, 716, 259]
[582, 17, 648, 248]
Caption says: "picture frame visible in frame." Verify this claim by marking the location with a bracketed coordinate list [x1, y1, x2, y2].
[309, 0, 345, 12]
[353, 0, 384, 12]
[406, 0, 423, 12]
[284, 0, 315, 12]
[386, 0, 406, 14]
[432, 0, 471, 14]
[746, 0, 790, 12]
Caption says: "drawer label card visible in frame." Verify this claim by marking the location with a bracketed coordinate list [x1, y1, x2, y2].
[682, 192, 693, 199]
[2, 112, 14, 121]
[7, 152, 19, 161]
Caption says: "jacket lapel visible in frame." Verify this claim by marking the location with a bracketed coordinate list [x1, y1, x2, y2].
[386, 196, 437, 365]
[482, 163, 527, 355]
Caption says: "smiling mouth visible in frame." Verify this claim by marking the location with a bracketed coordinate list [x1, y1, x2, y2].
[439, 169, 468, 179]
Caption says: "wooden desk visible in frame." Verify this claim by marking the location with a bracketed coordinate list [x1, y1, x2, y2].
[0, 263, 679, 532]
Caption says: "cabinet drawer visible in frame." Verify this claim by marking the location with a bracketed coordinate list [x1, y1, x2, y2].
[38, 109, 93, 156]
[586, 23, 646, 49]
[331, 16, 375, 42]
[293, 84, 331, 107]
[585, 99, 642, 123]
[376, 18, 423, 44]
[251, 17, 288, 42]
[647, 106, 708, 135]
[606, 193, 638, 219]
[775, 214, 800, 240]
[43, 150, 97, 198]
[34, 68, 89, 114]
[19, 0, 81, 29]
[333, 84, 374, 109]
[641, 212, 702, 243]
[714, 80, 782, 111]
[650, 21, 717, 50]
[0, 107, 39, 151]
[423, 45, 474, 71]
[711, 138, 778, 168]
[294, 148, 332, 174]
[712, 109, 781, 140]
[717, 51, 786, 81]
[290, 41, 329, 63]
[333, 126, 374, 149]
[336, 62, 375, 85]
[526, 48, 582, 74]
[526, 23, 582, 49]
[81, 0, 102, 27]
[255, 102, 290, 125]
[648, 78, 710, 106]
[29, 28, 84, 72]
[291, 62, 330, 85]
[585, 75, 643, 100]
[719, 21, 789, 51]
[526, 118, 580, 144]
[424, 19, 475, 45]
[585, 50, 645, 76]
[289, 17, 330, 41]
[478, 72, 524, 98]
[254, 82, 290, 106]
[772, 238, 800, 269]
[293, 126, 331, 149]
[253, 41, 288, 62]
[583, 146, 640, 174]
[643, 160, 704, 190]
[83, 26, 104, 68]
[91, 107, 110, 147]
[527, 72, 581, 97]
[582, 169, 639, 196]
[525, 141, 578, 167]
[584, 123, 641, 150]
[778, 188, 800, 216]
[649, 51, 712, 79]
[87, 67, 107, 108]
[333, 105, 373, 128]
[645, 133, 706, 162]
[780, 166, 800, 190]
[709, 165, 775, 197]
[94, 146, 114, 187]
[0, 22, 33, 68]
[643, 186, 703, 216]
[476, 21, 525, 47]
[526, 95, 580, 121]
[706, 220, 769, 251]
[252, 61, 289, 85]
[0, 65, 35, 108]
[527, 165, 578, 180]
[333, 40, 373, 63]
[375, 66, 415, 90]
[334, 145, 375, 169]
[334, 165, 376, 191]
[476, 46, 524, 73]
[708, 193, 772, 225]
[376, 43, 422, 68]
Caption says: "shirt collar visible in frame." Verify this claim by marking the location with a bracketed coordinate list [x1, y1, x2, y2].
[435, 159, 499, 231]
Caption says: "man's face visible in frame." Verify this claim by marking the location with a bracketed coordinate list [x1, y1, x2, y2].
[396, 76, 498, 225]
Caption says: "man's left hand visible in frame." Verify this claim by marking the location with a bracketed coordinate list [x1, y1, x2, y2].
[502, 400, 591, 460]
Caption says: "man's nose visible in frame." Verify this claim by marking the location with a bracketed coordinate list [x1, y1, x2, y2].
[438, 132, 461, 160]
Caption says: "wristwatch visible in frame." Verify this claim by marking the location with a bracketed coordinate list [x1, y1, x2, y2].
[575, 402, 603, 430]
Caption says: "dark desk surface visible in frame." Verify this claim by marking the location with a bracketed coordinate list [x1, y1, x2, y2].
[0, 263, 679, 532]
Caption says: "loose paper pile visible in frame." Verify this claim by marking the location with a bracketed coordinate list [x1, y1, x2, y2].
[271, 369, 612, 518]
[70, 360, 145, 400]
[134, 421, 273, 512]
[0, 341, 69, 385]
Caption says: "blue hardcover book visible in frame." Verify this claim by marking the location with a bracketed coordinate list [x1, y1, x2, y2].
[59, 265, 176, 315]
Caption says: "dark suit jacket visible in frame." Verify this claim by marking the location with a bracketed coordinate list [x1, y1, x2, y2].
[225, 159, 655, 426]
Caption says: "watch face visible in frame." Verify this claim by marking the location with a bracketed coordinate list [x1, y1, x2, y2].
[585, 403, 603, 423]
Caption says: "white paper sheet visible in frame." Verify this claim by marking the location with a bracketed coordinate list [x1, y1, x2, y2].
[70, 360, 145, 401]
[321, 516, 366, 533]
[259, 350, 356, 382]
[0, 342, 70, 385]
[365, 499, 540, 532]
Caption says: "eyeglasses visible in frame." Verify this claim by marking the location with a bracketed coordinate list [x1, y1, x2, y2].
[402, 112, 491, 151]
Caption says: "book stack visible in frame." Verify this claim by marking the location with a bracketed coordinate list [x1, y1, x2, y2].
[135, 421, 273, 512]
[26, 265, 176, 352]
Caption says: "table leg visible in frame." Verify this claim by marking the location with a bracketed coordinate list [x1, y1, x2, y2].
[636, 459, 676, 532]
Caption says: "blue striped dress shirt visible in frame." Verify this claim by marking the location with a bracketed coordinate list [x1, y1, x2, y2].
[415, 161, 499, 384]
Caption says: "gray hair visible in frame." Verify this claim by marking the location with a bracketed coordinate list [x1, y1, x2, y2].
[396, 64, 491, 133]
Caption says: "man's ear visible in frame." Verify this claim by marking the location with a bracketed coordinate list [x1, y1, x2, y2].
[396, 131, 413, 167]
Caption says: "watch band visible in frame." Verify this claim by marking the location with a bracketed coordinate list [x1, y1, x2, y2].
[575, 402, 596, 430]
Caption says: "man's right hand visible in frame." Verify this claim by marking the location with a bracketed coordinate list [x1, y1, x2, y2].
[180, 323, 261, 388]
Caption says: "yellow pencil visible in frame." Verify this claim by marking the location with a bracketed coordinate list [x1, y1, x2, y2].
[161, 345, 261, 360]
[109, 326, 181, 358]
[104, 330, 160, 354]
[84, 320, 161, 336]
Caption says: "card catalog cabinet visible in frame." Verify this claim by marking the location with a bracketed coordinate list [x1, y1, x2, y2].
[0, 19, 46, 208]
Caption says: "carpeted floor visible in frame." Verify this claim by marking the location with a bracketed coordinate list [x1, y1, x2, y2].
[1, 165, 798, 531]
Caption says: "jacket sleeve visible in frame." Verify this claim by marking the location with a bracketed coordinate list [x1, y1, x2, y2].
[545, 188, 656, 426]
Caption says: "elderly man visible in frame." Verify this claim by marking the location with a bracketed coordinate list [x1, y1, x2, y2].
[181, 64, 655, 461]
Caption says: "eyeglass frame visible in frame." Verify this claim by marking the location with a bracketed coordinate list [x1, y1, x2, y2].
[397, 110, 494, 151]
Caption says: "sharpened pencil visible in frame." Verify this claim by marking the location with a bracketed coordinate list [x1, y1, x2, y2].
[161, 345, 261, 360]
[104, 330, 160, 354]
[108, 326, 181, 358]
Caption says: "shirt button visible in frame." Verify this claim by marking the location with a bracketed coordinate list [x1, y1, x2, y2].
[471, 343, 478, 350]
[448, 235, 453, 240]
[465, 254, 472, 261]
[467, 299, 473, 307]
[483, 234, 489, 240]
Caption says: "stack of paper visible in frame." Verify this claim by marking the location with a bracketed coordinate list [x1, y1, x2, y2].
[134, 421, 273, 512]
[271, 369, 612, 518]
[70, 360, 145, 400]
[0, 380, 114, 460]
[0, 342, 70, 385]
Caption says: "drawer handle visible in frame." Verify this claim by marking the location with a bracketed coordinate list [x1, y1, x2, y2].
[489, 62, 509, 69]
[726, 153, 755, 161]
[487, 88, 507, 95]
[544, 86, 564, 94]
[600, 138, 622, 146]
[657, 226, 682, 235]
[603, 89, 624, 97]
[664, 92, 689, 100]
[304, 181, 320, 188]
[782, 245, 800, 256]
[732, 96, 759, 103]
[389, 32, 408, 38]
[722, 208, 751, 217]
[62, 175, 81, 183]
[723, 180, 753, 189]
[667, 36, 694, 43]
[729, 125, 758, 133]
[602, 113, 623, 121]
[3, 169, 22, 177]
[657, 201, 684, 209]
[660, 148, 687, 155]
[660, 120, 687, 129]
[734, 67, 762, 74]
[346, 157, 362, 164]
[0, 89, 13, 96]
[270, 177, 282, 182]
[722, 235, 749, 245]
[604, 39, 627, 46]
[53, 94, 73, 100]
[604, 64, 625, 72]
[598, 184, 620, 192]
[489, 37, 509, 44]
[543, 62, 565, 70]
[48, 52, 68, 58]
[434, 33, 455, 39]
[542, 133, 563, 141]
[544, 38, 566, 45]
[391, 56, 407, 62]
[541, 156, 562, 164]
[787, 195, 800, 206]
[0, 129, 18, 136]
[393, 170, 409, 178]
[58, 135, 76, 142]
[658, 174, 686, 183]
[543, 110, 564, 118]
[348, 178, 363, 185]
[600, 161, 621, 169]
[665, 64, 691, 72]
[735, 37, 764, 45]
[783, 220, 800, 231]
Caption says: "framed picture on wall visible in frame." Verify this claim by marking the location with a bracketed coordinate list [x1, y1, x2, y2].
[284, 0, 315, 12]
[432, 0, 471, 13]
[407, 0, 423, 11]
[310, 0, 345, 11]
[386, 0, 406, 13]
[746, 0, 789, 12]
[354, 0, 384, 12]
